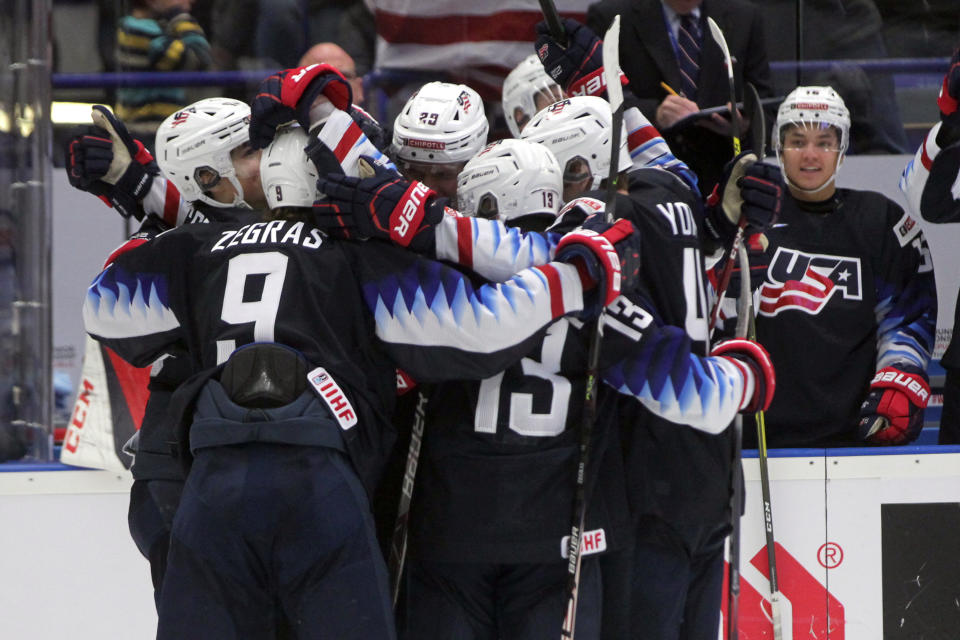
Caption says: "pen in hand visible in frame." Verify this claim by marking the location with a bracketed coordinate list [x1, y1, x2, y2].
[660, 81, 681, 98]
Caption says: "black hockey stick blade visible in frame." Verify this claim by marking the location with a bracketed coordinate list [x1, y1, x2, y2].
[744, 82, 766, 159]
[538, 0, 567, 47]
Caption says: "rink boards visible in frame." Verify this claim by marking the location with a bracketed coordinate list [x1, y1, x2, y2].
[2, 448, 959, 639]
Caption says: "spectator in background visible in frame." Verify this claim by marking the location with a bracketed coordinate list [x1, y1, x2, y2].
[587, 0, 774, 193]
[337, 1, 376, 78]
[748, 0, 910, 154]
[299, 42, 364, 108]
[115, 0, 212, 148]
[210, 0, 306, 71]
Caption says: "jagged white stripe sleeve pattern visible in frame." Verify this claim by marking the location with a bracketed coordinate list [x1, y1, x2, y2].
[83, 263, 180, 339]
[366, 260, 584, 353]
[433, 214, 557, 281]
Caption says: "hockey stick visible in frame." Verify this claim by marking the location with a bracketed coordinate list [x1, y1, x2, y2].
[705, 17, 747, 335]
[707, 17, 742, 156]
[560, 14, 622, 640]
[739, 80, 785, 640]
[387, 389, 428, 608]
[726, 242, 752, 640]
[725, 80, 768, 640]
[537, 0, 568, 47]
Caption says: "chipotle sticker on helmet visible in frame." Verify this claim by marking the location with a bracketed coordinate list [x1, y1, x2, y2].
[405, 138, 446, 150]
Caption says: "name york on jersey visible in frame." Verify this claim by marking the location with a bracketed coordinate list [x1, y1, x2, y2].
[211, 220, 324, 252]
[758, 247, 862, 317]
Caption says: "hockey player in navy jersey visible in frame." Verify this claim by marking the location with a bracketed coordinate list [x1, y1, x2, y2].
[64, 97, 262, 606]
[312, 80, 779, 638]
[719, 86, 936, 448]
[900, 49, 960, 445]
[391, 81, 489, 200]
[83, 71, 642, 635]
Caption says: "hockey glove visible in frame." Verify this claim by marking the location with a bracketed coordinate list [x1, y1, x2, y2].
[858, 366, 930, 445]
[250, 64, 353, 149]
[705, 151, 783, 242]
[314, 156, 446, 253]
[711, 338, 775, 413]
[535, 18, 624, 98]
[65, 106, 158, 220]
[938, 48, 960, 129]
[548, 196, 608, 235]
[555, 216, 640, 316]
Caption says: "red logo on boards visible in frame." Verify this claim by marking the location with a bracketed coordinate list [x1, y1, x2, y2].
[722, 542, 845, 639]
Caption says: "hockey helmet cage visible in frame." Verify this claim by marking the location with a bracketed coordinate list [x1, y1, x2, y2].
[393, 82, 489, 165]
[156, 97, 252, 209]
[502, 54, 564, 138]
[260, 125, 318, 210]
[774, 86, 850, 155]
[456, 138, 563, 222]
[520, 96, 631, 191]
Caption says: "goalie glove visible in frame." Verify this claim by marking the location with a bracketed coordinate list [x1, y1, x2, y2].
[249, 64, 353, 149]
[711, 338, 776, 413]
[534, 17, 625, 99]
[858, 366, 930, 445]
[554, 216, 640, 317]
[64, 106, 158, 220]
[313, 156, 447, 253]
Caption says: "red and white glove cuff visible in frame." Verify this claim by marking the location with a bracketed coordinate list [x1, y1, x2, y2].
[568, 67, 629, 98]
[869, 367, 930, 408]
[555, 220, 633, 307]
[711, 338, 775, 412]
[282, 63, 351, 111]
[388, 180, 437, 248]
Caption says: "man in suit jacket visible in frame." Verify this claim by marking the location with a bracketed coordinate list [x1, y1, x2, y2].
[589, 0, 773, 194]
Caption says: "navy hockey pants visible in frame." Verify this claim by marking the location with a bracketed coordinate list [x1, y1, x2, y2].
[402, 557, 601, 640]
[628, 516, 727, 640]
[128, 478, 183, 610]
[156, 443, 396, 640]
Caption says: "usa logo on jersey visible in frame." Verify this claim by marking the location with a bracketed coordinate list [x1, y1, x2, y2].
[758, 247, 862, 317]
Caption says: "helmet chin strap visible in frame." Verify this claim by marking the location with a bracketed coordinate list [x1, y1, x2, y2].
[777, 149, 844, 198]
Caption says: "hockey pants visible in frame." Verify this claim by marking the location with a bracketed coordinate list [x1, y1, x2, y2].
[402, 556, 601, 640]
[156, 443, 396, 640]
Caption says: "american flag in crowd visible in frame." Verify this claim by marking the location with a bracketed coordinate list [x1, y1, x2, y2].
[369, 0, 587, 100]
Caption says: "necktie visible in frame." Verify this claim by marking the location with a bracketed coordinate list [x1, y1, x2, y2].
[677, 14, 701, 101]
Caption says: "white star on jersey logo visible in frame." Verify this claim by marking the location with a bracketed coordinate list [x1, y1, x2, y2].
[838, 269, 851, 281]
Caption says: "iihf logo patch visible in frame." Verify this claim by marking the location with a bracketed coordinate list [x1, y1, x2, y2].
[758, 247, 862, 317]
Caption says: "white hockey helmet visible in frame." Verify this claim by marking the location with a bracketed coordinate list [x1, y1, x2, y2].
[774, 86, 851, 194]
[156, 97, 252, 208]
[260, 125, 318, 210]
[501, 54, 564, 138]
[392, 81, 489, 165]
[520, 96, 631, 191]
[456, 138, 563, 222]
